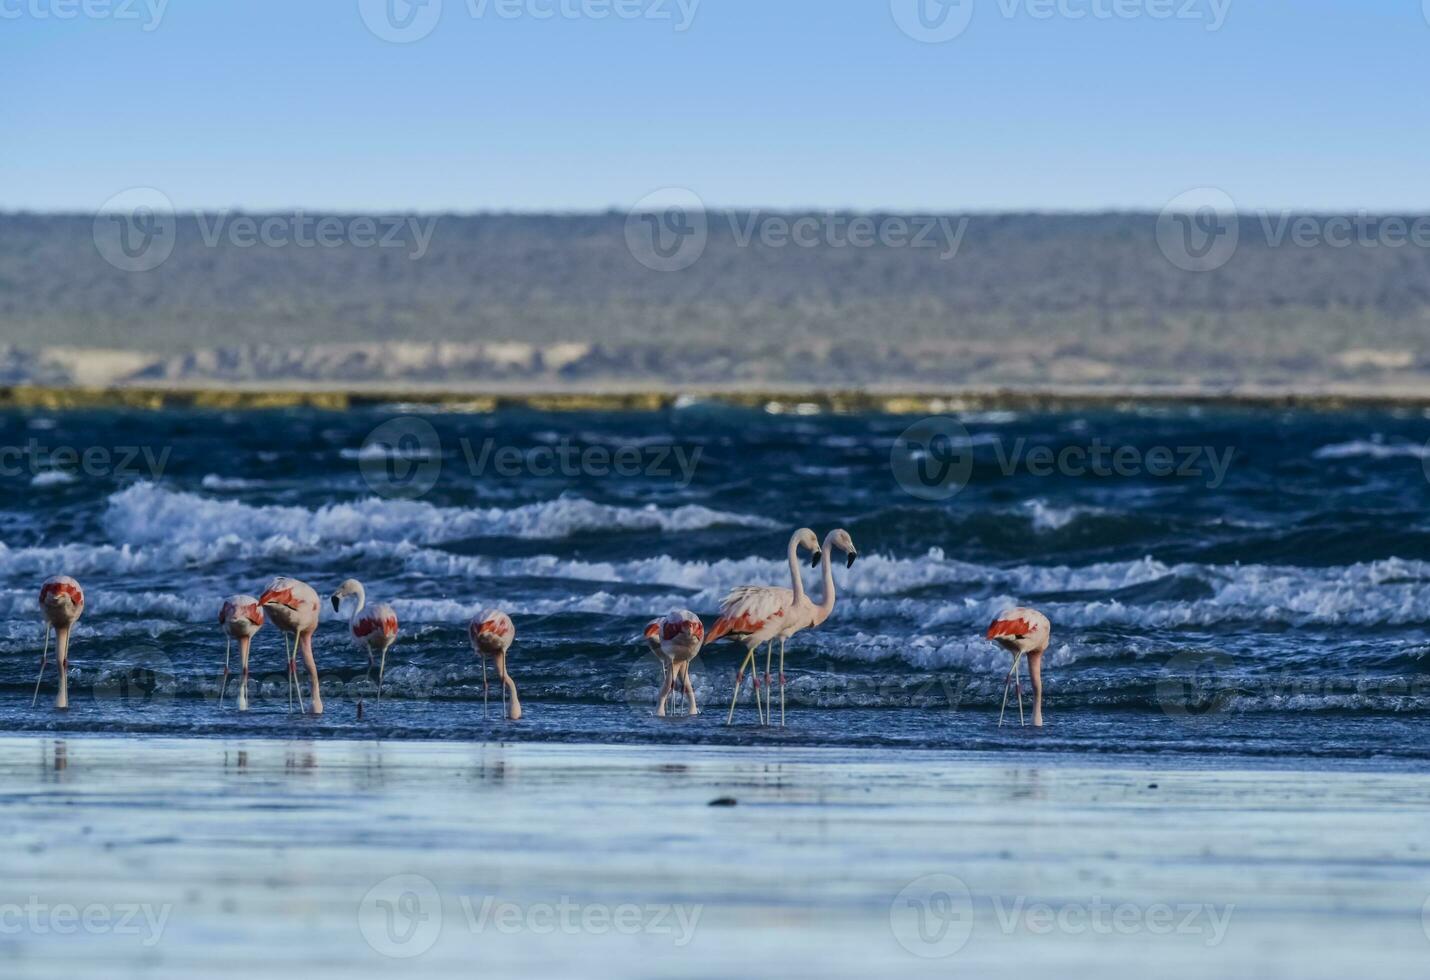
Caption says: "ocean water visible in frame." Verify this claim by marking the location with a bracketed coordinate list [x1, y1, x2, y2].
[2, 404, 1429, 766]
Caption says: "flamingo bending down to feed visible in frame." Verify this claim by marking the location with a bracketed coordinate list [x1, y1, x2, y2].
[35, 576, 84, 710]
[986, 607, 1051, 727]
[218, 595, 265, 711]
[644, 609, 704, 717]
[470, 610, 521, 720]
[331, 579, 399, 700]
[258, 576, 324, 715]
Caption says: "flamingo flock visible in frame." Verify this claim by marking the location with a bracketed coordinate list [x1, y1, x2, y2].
[29, 529, 1053, 728]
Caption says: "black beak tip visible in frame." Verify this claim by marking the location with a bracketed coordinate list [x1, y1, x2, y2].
[330, 596, 340, 612]
[809, 550, 822, 568]
[846, 553, 857, 568]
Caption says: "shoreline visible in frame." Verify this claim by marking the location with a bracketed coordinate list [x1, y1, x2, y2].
[5, 382, 1430, 412]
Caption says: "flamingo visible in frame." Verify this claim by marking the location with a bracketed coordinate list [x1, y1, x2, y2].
[986, 607, 1051, 727]
[258, 576, 324, 715]
[707, 528, 820, 725]
[218, 594, 265, 711]
[642, 623, 677, 715]
[768, 527, 859, 725]
[35, 575, 83, 710]
[644, 609, 704, 717]
[331, 579, 399, 700]
[470, 610, 520, 720]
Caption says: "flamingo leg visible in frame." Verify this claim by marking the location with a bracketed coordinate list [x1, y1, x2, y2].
[291, 632, 308, 715]
[377, 642, 389, 702]
[32, 625, 50, 708]
[763, 641, 774, 724]
[481, 656, 490, 720]
[778, 637, 787, 727]
[682, 663, 698, 716]
[656, 662, 675, 718]
[1015, 656, 1026, 727]
[998, 654, 1019, 728]
[238, 636, 251, 712]
[283, 631, 294, 712]
[726, 647, 758, 725]
[219, 635, 231, 707]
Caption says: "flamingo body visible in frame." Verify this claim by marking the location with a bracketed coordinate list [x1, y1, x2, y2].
[259, 577, 324, 715]
[36, 575, 84, 709]
[986, 606, 1051, 727]
[218, 594, 264, 711]
[470, 610, 520, 720]
[646, 609, 703, 716]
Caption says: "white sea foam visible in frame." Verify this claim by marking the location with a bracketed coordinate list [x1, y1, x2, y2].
[102, 482, 776, 547]
[1312, 437, 1430, 461]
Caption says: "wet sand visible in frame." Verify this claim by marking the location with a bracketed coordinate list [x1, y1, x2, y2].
[1, 735, 1427, 978]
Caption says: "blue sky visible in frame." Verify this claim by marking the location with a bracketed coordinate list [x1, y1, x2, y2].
[2, 0, 1426, 212]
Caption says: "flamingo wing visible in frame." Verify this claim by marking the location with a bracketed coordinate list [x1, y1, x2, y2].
[706, 586, 792, 644]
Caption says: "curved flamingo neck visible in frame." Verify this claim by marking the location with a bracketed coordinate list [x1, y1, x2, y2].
[347, 582, 366, 623]
[786, 532, 806, 604]
[812, 530, 839, 625]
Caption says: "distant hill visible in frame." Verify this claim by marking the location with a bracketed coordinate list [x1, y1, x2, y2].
[2, 211, 1427, 390]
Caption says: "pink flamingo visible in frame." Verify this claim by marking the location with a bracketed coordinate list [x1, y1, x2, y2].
[218, 594, 265, 711]
[986, 607, 1051, 727]
[35, 575, 84, 710]
[470, 610, 520, 720]
[707, 528, 820, 725]
[765, 527, 859, 725]
[643, 609, 704, 717]
[258, 576, 324, 715]
[331, 579, 399, 700]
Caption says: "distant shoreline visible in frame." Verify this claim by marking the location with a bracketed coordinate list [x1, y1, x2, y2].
[4, 383, 1429, 413]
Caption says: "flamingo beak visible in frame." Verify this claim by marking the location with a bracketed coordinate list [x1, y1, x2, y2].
[330, 594, 341, 612]
[809, 549, 822, 568]
[845, 551, 857, 568]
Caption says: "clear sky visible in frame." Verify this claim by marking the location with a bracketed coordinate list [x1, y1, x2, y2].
[2, 0, 1426, 212]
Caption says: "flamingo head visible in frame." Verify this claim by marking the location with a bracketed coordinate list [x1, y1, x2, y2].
[331, 578, 364, 612]
[826, 528, 858, 568]
[39, 576, 84, 612]
[794, 527, 821, 567]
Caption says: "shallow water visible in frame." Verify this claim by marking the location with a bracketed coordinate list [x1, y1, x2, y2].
[2, 405, 1430, 761]
[1, 735, 1427, 979]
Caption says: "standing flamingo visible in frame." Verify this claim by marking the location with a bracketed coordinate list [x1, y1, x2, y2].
[706, 528, 820, 725]
[35, 576, 83, 710]
[763, 527, 859, 725]
[986, 607, 1051, 727]
[470, 610, 520, 720]
[331, 579, 399, 700]
[258, 576, 324, 715]
[644, 609, 704, 717]
[218, 594, 265, 711]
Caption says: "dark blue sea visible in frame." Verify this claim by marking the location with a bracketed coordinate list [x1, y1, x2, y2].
[3, 403, 1429, 767]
